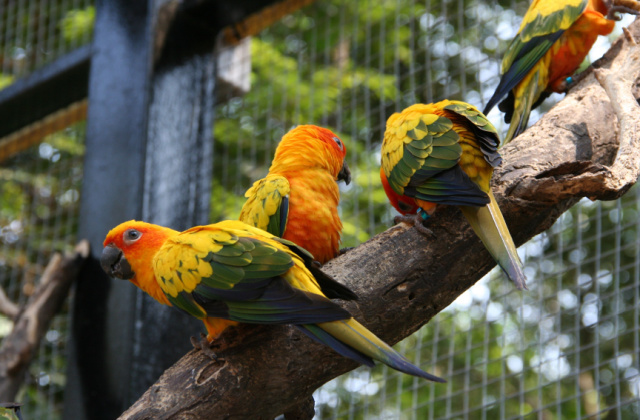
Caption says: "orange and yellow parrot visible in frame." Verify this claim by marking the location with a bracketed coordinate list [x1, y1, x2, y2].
[483, 0, 640, 144]
[380, 100, 527, 290]
[101, 219, 444, 382]
[239, 125, 350, 265]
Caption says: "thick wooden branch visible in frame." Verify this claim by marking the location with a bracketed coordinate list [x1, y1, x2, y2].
[119, 23, 640, 420]
[512, 27, 640, 203]
[0, 241, 90, 402]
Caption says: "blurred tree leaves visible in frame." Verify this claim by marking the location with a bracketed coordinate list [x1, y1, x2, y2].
[59, 6, 95, 43]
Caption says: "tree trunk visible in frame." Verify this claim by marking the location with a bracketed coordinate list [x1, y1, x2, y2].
[118, 23, 640, 420]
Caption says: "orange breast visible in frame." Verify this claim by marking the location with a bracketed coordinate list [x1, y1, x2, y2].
[283, 173, 342, 264]
[547, 3, 614, 92]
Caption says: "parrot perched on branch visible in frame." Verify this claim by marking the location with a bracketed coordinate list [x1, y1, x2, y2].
[483, 0, 640, 145]
[101, 220, 444, 382]
[239, 125, 351, 265]
[380, 100, 527, 290]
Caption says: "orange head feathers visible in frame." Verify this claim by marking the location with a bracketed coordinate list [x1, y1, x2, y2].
[101, 220, 177, 304]
[239, 124, 351, 264]
[269, 125, 350, 184]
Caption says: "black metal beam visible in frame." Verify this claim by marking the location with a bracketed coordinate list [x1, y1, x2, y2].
[0, 45, 90, 139]
[63, 0, 284, 418]
[0, 0, 282, 142]
[64, 0, 157, 417]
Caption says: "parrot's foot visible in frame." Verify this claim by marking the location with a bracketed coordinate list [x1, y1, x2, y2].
[339, 247, 355, 255]
[608, 0, 640, 20]
[190, 333, 224, 362]
[562, 70, 591, 92]
[394, 214, 435, 238]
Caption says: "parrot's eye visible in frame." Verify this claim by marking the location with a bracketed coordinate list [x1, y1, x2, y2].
[124, 229, 142, 245]
[333, 137, 344, 150]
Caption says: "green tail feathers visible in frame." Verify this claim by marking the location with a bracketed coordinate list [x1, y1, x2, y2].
[460, 190, 527, 290]
[503, 72, 539, 145]
[315, 319, 445, 382]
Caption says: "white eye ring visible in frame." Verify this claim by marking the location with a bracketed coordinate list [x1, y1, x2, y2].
[333, 136, 344, 150]
[124, 229, 142, 245]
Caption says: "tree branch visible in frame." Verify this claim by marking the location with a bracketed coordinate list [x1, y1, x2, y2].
[512, 26, 640, 203]
[119, 22, 640, 420]
[0, 288, 18, 319]
[0, 241, 90, 402]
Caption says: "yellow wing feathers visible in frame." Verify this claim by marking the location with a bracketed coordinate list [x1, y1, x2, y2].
[152, 221, 321, 299]
[239, 175, 290, 237]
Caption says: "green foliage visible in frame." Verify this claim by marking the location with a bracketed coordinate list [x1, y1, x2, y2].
[59, 6, 95, 43]
[0, 74, 14, 90]
[1, 122, 85, 419]
[0, 1, 95, 91]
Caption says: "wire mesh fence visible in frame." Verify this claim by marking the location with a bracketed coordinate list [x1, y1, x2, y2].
[0, 0, 94, 90]
[1, 0, 639, 418]
[0, 117, 85, 419]
[211, 1, 640, 418]
[0, 1, 92, 419]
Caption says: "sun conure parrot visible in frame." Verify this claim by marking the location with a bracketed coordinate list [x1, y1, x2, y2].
[101, 219, 444, 382]
[380, 100, 527, 290]
[483, 0, 640, 145]
[239, 125, 351, 265]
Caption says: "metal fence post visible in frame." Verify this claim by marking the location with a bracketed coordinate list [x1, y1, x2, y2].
[64, 0, 214, 417]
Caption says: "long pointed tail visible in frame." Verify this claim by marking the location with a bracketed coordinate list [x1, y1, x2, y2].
[460, 190, 527, 290]
[298, 319, 445, 382]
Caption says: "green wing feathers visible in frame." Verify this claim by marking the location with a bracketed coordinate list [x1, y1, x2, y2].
[459, 190, 527, 290]
[514, 0, 587, 48]
[503, 0, 587, 71]
[443, 101, 501, 165]
[153, 222, 360, 324]
[153, 226, 294, 317]
[384, 112, 462, 196]
[483, 0, 587, 144]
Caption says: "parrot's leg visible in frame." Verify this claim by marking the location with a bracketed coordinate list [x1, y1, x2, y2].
[190, 332, 222, 361]
[394, 214, 435, 238]
[561, 70, 591, 92]
[608, 1, 640, 20]
[191, 317, 240, 360]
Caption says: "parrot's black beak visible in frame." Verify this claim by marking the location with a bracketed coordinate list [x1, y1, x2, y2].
[338, 161, 351, 185]
[100, 245, 134, 280]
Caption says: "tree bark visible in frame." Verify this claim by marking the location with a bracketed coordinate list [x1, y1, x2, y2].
[0, 241, 90, 401]
[119, 22, 640, 420]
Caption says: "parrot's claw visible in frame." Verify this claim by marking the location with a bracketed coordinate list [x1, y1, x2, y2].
[608, 0, 640, 20]
[394, 214, 436, 239]
[413, 221, 436, 238]
[608, 6, 640, 20]
[191, 333, 223, 362]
